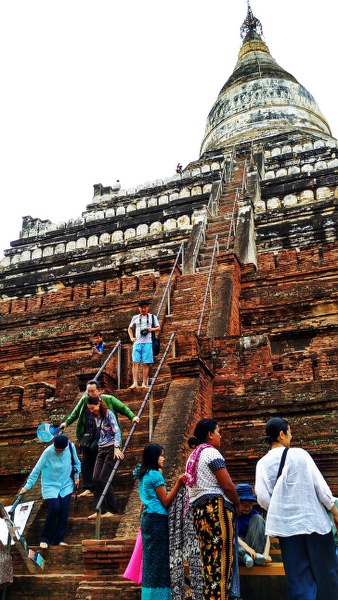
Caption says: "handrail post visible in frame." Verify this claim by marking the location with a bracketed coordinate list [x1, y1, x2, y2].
[95, 508, 102, 541]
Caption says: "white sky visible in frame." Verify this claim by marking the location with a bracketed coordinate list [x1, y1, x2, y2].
[1, 0, 337, 257]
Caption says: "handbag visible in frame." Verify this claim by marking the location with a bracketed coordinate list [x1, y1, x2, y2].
[151, 314, 160, 356]
[79, 432, 96, 450]
[123, 527, 142, 584]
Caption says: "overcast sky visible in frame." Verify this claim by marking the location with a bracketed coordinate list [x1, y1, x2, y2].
[1, 0, 337, 257]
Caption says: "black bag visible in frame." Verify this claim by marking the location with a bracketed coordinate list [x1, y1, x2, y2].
[79, 433, 95, 450]
[151, 314, 160, 356]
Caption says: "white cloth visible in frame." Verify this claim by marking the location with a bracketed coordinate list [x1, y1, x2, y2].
[129, 313, 159, 344]
[187, 447, 229, 505]
[255, 446, 335, 537]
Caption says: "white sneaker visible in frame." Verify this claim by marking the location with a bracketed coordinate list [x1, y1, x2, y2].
[40, 542, 48, 549]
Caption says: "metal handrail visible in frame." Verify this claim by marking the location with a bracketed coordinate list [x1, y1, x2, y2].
[156, 242, 184, 319]
[94, 332, 176, 540]
[1, 493, 26, 600]
[93, 339, 122, 387]
[192, 218, 207, 273]
[192, 154, 232, 273]
[197, 235, 219, 337]
[226, 144, 236, 183]
[208, 159, 228, 218]
[241, 159, 247, 193]
[226, 189, 240, 250]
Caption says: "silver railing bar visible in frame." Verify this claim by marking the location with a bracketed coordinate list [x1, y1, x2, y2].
[226, 189, 240, 250]
[117, 344, 122, 390]
[192, 218, 207, 273]
[1, 493, 26, 600]
[156, 242, 184, 319]
[149, 391, 154, 442]
[191, 155, 230, 273]
[241, 159, 247, 193]
[197, 235, 219, 337]
[95, 332, 176, 540]
[93, 339, 122, 384]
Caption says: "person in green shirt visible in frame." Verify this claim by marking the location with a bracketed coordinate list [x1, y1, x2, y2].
[60, 380, 139, 497]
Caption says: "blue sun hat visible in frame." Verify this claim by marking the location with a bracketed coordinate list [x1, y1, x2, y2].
[236, 483, 256, 502]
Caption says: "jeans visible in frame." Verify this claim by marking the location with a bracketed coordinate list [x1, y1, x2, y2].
[92, 445, 117, 513]
[279, 532, 338, 600]
[40, 493, 72, 545]
[81, 443, 98, 491]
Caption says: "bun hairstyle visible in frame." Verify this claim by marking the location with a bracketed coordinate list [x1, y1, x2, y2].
[188, 418, 218, 448]
[265, 417, 289, 445]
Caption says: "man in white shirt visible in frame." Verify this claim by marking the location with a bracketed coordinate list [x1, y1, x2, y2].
[127, 300, 160, 389]
[255, 417, 338, 600]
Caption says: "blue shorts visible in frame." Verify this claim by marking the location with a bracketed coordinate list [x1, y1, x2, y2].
[132, 343, 154, 364]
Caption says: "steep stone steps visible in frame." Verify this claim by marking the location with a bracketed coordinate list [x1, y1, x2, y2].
[7, 574, 84, 600]
[76, 578, 140, 599]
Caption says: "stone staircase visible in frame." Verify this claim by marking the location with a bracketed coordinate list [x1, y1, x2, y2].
[196, 158, 247, 271]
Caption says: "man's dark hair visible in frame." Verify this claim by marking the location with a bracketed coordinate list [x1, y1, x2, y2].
[93, 332, 102, 337]
[138, 299, 150, 307]
[87, 379, 101, 389]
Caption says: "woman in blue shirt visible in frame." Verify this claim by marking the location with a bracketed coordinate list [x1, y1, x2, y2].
[137, 443, 184, 600]
[20, 434, 80, 548]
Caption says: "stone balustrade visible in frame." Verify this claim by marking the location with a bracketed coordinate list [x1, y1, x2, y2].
[253, 185, 338, 212]
[0, 207, 207, 269]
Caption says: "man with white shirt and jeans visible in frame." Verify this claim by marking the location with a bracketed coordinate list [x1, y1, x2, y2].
[128, 300, 160, 389]
[255, 417, 338, 600]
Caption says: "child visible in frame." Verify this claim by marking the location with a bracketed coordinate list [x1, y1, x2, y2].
[236, 483, 271, 568]
[90, 332, 106, 356]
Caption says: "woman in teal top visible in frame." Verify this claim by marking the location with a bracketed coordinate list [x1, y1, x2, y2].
[137, 444, 184, 600]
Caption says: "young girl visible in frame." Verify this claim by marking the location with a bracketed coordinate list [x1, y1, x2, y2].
[87, 397, 124, 519]
[137, 443, 184, 600]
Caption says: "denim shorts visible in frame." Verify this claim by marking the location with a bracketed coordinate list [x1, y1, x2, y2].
[132, 343, 154, 364]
